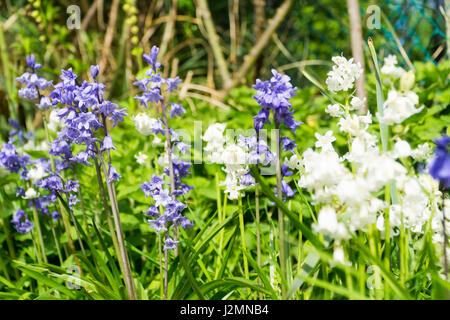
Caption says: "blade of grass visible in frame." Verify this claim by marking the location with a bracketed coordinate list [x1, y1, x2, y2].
[298, 273, 370, 300]
[217, 225, 239, 279]
[178, 245, 205, 300]
[243, 250, 279, 299]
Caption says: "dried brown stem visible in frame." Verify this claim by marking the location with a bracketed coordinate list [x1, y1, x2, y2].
[347, 0, 368, 113]
[197, 0, 232, 87]
[223, 0, 293, 95]
[99, 0, 120, 78]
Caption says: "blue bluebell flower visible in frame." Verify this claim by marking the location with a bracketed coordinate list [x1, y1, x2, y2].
[101, 136, 116, 151]
[51, 210, 61, 221]
[108, 165, 122, 183]
[165, 77, 182, 92]
[135, 46, 192, 250]
[274, 180, 296, 199]
[164, 237, 180, 251]
[252, 69, 301, 133]
[143, 46, 162, 71]
[36, 96, 52, 110]
[169, 103, 186, 118]
[68, 194, 80, 210]
[251, 69, 301, 202]
[241, 173, 256, 186]
[16, 187, 25, 197]
[149, 218, 167, 233]
[90, 65, 100, 79]
[65, 180, 79, 193]
[16, 55, 52, 101]
[144, 206, 159, 217]
[429, 135, 450, 189]
[281, 136, 296, 152]
[0, 143, 29, 173]
[11, 209, 34, 234]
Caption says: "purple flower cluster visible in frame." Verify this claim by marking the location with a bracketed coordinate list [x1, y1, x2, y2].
[140, 175, 193, 249]
[1, 126, 62, 231]
[0, 143, 29, 173]
[429, 135, 450, 189]
[11, 209, 34, 234]
[252, 69, 301, 133]
[9, 55, 94, 233]
[275, 163, 296, 200]
[49, 64, 126, 184]
[30, 193, 60, 220]
[238, 134, 273, 167]
[135, 46, 192, 250]
[8, 119, 33, 144]
[16, 54, 53, 102]
[251, 69, 301, 200]
[134, 46, 182, 108]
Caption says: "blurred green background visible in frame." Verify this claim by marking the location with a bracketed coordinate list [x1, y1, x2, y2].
[0, 0, 448, 139]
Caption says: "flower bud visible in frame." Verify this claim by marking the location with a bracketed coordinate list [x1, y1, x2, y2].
[400, 70, 415, 92]
[90, 65, 100, 79]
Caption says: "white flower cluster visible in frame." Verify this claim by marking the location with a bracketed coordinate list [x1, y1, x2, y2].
[379, 90, 423, 125]
[299, 64, 445, 258]
[380, 55, 405, 79]
[134, 152, 148, 165]
[133, 113, 161, 135]
[132, 112, 163, 154]
[23, 187, 39, 199]
[377, 56, 424, 125]
[202, 123, 253, 200]
[23, 140, 49, 152]
[325, 56, 363, 93]
[48, 109, 64, 132]
[27, 163, 47, 182]
[221, 144, 249, 200]
[389, 140, 432, 161]
[325, 97, 366, 118]
[202, 123, 227, 164]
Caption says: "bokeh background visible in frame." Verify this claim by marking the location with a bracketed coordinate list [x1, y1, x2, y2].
[0, 0, 448, 139]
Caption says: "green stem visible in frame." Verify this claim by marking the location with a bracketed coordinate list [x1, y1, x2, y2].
[42, 111, 81, 272]
[93, 158, 123, 271]
[215, 171, 224, 279]
[31, 200, 47, 263]
[72, 166, 95, 240]
[96, 145, 137, 300]
[384, 185, 391, 299]
[1, 218, 19, 279]
[158, 232, 164, 300]
[238, 194, 249, 282]
[164, 233, 168, 299]
[256, 183, 263, 299]
[49, 216, 63, 265]
[0, 19, 17, 119]
[275, 121, 286, 299]
[368, 225, 382, 299]
[297, 190, 303, 276]
[65, 194, 88, 260]
[0, 250, 10, 281]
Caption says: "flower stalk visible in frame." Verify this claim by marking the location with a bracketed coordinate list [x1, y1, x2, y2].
[96, 144, 137, 300]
